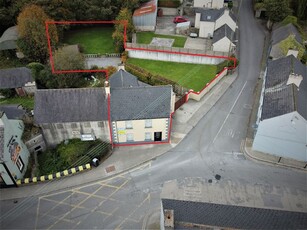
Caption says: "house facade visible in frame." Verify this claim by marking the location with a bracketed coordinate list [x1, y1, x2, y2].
[195, 8, 236, 38]
[109, 69, 175, 145]
[253, 55, 307, 162]
[0, 67, 36, 96]
[34, 88, 110, 147]
[0, 112, 30, 186]
[194, 0, 224, 9]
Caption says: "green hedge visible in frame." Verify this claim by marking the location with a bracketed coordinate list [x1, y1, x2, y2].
[158, 0, 181, 8]
[125, 63, 176, 87]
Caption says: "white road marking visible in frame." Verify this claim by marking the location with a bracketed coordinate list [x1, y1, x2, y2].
[213, 81, 247, 144]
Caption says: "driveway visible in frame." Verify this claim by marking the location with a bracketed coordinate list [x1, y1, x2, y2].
[155, 16, 176, 35]
[184, 37, 212, 50]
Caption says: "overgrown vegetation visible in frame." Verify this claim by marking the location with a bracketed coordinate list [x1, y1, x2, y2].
[0, 96, 34, 110]
[158, 0, 181, 8]
[37, 139, 111, 176]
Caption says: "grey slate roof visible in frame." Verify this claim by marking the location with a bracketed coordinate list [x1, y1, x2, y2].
[34, 88, 107, 124]
[0, 114, 4, 160]
[109, 69, 141, 88]
[271, 23, 302, 45]
[212, 24, 235, 43]
[261, 55, 307, 120]
[0, 105, 26, 120]
[0, 26, 18, 50]
[162, 198, 307, 229]
[0, 67, 33, 89]
[110, 85, 172, 121]
[196, 8, 236, 22]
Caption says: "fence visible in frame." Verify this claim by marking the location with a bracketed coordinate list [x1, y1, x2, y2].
[83, 53, 121, 58]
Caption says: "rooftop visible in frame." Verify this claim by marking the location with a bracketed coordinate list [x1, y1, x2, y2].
[261, 55, 307, 120]
[0, 67, 33, 89]
[212, 24, 235, 43]
[0, 26, 18, 50]
[196, 8, 236, 23]
[133, 0, 157, 17]
[34, 88, 107, 124]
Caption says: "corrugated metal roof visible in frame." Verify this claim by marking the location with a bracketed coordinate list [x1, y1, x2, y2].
[0, 26, 18, 50]
[133, 0, 157, 16]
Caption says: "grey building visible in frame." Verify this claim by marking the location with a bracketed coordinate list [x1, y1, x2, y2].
[212, 24, 236, 52]
[253, 55, 307, 162]
[133, 0, 158, 31]
[34, 88, 110, 147]
[0, 67, 36, 96]
[269, 23, 303, 60]
[0, 26, 18, 51]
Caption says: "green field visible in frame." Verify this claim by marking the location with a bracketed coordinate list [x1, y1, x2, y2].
[136, 32, 187, 48]
[127, 58, 217, 91]
[0, 97, 34, 110]
[63, 26, 116, 54]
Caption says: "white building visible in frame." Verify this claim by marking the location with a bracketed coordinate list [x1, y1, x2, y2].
[193, 0, 224, 9]
[212, 24, 236, 52]
[253, 55, 307, 162]
[195, 8, 236, 38]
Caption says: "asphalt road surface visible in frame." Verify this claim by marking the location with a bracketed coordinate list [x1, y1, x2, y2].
[1, 0, 306, 229]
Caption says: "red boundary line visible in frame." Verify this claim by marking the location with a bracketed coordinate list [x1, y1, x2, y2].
[45, 20, 128, 74]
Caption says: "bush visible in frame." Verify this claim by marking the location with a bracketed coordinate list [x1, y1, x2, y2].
[158, 0, 181, 8]
[0, 89, 16, 98]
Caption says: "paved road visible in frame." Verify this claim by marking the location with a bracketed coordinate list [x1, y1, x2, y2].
[1, 0, 306, 229]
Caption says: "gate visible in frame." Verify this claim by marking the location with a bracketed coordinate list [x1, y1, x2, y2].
[175, 94, 187, 110]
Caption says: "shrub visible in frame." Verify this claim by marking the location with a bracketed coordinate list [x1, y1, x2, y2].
[158, 0, 181, 8]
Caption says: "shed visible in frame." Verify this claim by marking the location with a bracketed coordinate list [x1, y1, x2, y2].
[133, 0, 158, 31]
[0, 26, 18, 51]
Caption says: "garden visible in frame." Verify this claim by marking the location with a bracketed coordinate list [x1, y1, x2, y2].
[136, 32, 187, 48]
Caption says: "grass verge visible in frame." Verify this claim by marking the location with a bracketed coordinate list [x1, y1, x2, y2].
[126, 58, 217, 91]
[136, 32, 187, 47]
[63, 26, 116, 54]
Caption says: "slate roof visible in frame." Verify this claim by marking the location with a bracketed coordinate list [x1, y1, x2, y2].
[0, 67, 33, 89]
[109, 69, 141, 89]
[196, 8, 236, 22]
[212, 24, 235, 43]
[271, 23, 302, 45]
[34, 88, 107, 124]
[0, 105, 26, 120]
[162, 198, 307, 229]
[110, 85, 172, 121]
[0, 26, 18, 50]
[261, 55, 307, 120]
[0, 113, 4, 160]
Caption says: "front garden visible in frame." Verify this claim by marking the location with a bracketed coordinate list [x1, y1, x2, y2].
[136, 32, 187, 48]
[36, 139, 111, 176]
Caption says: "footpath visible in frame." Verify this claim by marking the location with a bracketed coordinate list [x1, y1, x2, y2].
[0, 70, 305, 201]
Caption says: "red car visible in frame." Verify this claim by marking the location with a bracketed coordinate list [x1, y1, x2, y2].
[173, 16, 188, 23]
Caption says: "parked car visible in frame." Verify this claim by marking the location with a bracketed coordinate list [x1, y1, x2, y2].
[173, 16, 188, 23]
[189, 32, 198, 38]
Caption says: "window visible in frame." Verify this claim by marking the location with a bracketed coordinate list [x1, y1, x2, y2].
[42, 124, 50, 129]
[83, 122, 91, 128]
[56, 123, 64, 129]
[126, 133, 134, 142]
[145, 119, 152, 128]
[16, 156, 24, 172]
[98, 122, 104, 127]
[71, 123, 78, 129]
[125, 121, 133, 129]
[145, 132, 151, 141]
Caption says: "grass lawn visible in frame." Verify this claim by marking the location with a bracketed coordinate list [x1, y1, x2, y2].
[136, 32, 187, 48]
[0, 97, 34, 110]
[127, 58, 217, 91]
[63, 26, 116, 54]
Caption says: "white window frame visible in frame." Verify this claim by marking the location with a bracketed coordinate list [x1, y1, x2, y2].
[145, 132, 151, 141]
[126, 133, 134, 142]
[145, 119, 152, 128]
[125, 121, 133, 129]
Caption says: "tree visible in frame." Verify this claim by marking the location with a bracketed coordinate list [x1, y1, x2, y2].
[264, 0, 292, 23]
[112, 8, 134, 53]
[17, 4, 58, 63]
[53, 45, 85, 71]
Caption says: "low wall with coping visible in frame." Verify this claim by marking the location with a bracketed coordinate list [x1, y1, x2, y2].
[187, 67, 228, 101]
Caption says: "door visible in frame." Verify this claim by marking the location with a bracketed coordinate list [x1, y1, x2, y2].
[154, 132, 162, 141]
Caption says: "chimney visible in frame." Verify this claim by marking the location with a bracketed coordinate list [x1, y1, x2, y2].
[104, 81, 110, 95]
[287, 49, 299, 58]
[287, 73, 303, 88]
[164, 209, 174, 229]
[118, 63, 125, 71]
